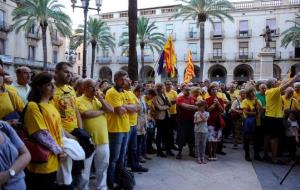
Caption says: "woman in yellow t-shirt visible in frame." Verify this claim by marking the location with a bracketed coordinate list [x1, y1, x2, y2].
[24, 72, 65, 190]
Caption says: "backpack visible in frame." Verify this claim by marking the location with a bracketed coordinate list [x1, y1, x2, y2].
[116, 167, 136, 190]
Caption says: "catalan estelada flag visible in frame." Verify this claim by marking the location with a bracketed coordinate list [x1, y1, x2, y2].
[157, 35, 176, 77]
[184, 50, 195, 83]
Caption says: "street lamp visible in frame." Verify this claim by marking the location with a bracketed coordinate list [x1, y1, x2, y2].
[71, 0, 102, 78]
[65, 49, 77, 63]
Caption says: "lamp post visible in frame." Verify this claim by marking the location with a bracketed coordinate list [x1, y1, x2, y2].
[71, 0, 102, 78]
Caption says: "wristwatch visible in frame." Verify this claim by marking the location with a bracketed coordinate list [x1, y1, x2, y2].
[8, 169, 16, 177]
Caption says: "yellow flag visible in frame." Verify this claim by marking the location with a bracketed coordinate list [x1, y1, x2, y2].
[164, 35, 176, 78]
[184, 50, 195, 83]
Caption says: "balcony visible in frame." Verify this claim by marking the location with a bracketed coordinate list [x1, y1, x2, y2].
[235, 52, 254, 62]
[236, 30, 252, 38]
[117, 56, 129, 64]
[210, 31, 224, 40]
[0, 22, 11, 33]
[14, 57, 55, 69]
[0, 54, 14, 64]
[51, 35, 63, 46]
[26, 32, 41, 40]
[139, 54, 154, 63]
[184, 53, 200, 62]
[289, 51, 300, 60]
[186, 31, 200, 40]
[96, 56, 112, 64]
[208, 53, 226, 62]
[164, 33, 176, 41]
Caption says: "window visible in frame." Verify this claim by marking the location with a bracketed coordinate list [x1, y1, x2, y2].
[144, 45, 151, 56]
[239, 20, 248, 37]
[28, 46, 35, 61]
[239, 42, 248, 58]
[103, 48, 109, 57]
[52, 51, 58, 64]
[166, 24, 174, 36]
[78, 66, 81, 75]
[120, 12, 128, 18]
[0, 10, 4, 28]
[266, 18, 277, 36]
[140, 10, 156, 16]
[213, 43, 222, 58]
[0, 39, 5, 55]
[213, 22, 222, 37]
[188, 23, 197, 38]
[29, 24, 35, 34]
[77, 53, 81, 60]
[188, 43, 197, 54]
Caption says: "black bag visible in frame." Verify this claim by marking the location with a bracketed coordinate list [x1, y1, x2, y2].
[71, 128, 95, 158]
[116, 167, 136, 190]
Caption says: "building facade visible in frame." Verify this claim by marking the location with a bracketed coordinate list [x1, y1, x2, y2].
[0, 0, 67, 78]
[86, 0, 300, 84]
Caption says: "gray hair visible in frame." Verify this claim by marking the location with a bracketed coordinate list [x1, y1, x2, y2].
[266, 78, 277, 89]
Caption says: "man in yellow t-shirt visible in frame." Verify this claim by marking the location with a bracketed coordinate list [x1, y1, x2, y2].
[123, 78, 148, 172]
[165, 81, 178, 150]
[78, 79, 114, 190]
[264, 73, 300, 163]
[105, 70, 137, 187]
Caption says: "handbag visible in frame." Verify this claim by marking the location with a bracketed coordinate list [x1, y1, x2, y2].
[17, 103, 52, 163]
[71, 128, 95, 158]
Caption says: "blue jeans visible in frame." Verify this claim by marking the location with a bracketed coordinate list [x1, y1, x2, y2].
[127, 126, 140, 169]
[107, 132, 129, 186]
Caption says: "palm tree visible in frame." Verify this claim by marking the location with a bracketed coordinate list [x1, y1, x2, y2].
[128, 0, 138, 81]
[174, 0, 233, 81]
[281, 14, 300, 49]
[73, 18, 115, 78]
[12, 0, 72, 70]
[119, 17, 165, 82]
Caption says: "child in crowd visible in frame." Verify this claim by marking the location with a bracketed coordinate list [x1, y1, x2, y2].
[194, 101, 210, 164]
[284, 111, 299, 162]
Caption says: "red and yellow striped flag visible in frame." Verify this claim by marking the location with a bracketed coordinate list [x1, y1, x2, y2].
[164, 35, 176, 78]
[184, 50, 195, 83]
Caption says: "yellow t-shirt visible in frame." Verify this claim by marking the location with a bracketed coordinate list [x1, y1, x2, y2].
[52, 85, 79, 132]
[203, 92, 210, 100]
[78, 95, 108, 145]
[293, 91, 300, 101]
[165, 90, 177, 114]
[241, 99, 262, 125]
[206, 92, 228, 102]
[281, 96, 300, 111]
[0, 86, 24, 119]
[197, 95, 203, 102]
[24, 102, 63, 174]
[125, 90, 139, 126]
[265, 87, 284, 118]
[228, 90, 240, 101]
[105, 87, 130, 133]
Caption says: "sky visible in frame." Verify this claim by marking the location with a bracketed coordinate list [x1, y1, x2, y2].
[61, 0, 246, 29]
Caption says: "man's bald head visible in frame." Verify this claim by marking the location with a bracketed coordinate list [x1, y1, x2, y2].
[83, 78, 97, 98]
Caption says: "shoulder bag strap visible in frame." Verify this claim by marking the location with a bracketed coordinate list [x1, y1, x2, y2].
[6, 90, 16, 110]
[290, 98, 294, 110]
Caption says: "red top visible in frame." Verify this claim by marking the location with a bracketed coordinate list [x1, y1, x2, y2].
[176, 95, 196, 121]
[206, 96, 224, 126]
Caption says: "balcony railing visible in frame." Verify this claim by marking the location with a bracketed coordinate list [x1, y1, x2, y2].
[289, 51, 300, 59]
[26, 32, 41, 40]
[165, 33, 176, 41]
[186, 31, 200, 40]
[0, 54, 14, 63]
[139, 55, 154, 63]
[184, 53, 200, 62]
[236, 30, 252, 38]
[0, 22, 11, 33]
[210, 31, 224, 39]
[208, 53, 226, 62]
[117, 56, 129, 64]
[51, 35, 63, 46]
[235, 52, 253, 61]
[96, 56, 112, 64]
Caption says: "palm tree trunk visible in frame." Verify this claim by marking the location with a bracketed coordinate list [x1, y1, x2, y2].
[199, 22, 205, 81]
[141, 44, 145, 83]
[41, 26, 48, 71]
[128, 0, 138, 81]
[91, 43, 96, 78]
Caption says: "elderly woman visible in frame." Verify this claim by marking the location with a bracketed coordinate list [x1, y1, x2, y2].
[0, 121, 31, 190]
[293, 82, 300, 101]
[282, 87, 300, 112]
[206, 84, 225, 161]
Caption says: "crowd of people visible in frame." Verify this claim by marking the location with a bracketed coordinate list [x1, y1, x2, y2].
[0, 59, 300, 190]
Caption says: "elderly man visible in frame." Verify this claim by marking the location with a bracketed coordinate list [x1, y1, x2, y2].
[77, 78, 114, 190]
[293, 82, 300, 101]
[282, 87, 300, 111]
[264, 72, 300, 164]
[13, 66, 31, 103]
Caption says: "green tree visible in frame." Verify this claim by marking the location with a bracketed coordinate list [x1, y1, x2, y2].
[12, 0, 72, 70]
[174, 0, 233, 81]
[119, 17, 165, 82]
[73, 18, 115, 78]
[281, 14, 300, 48]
